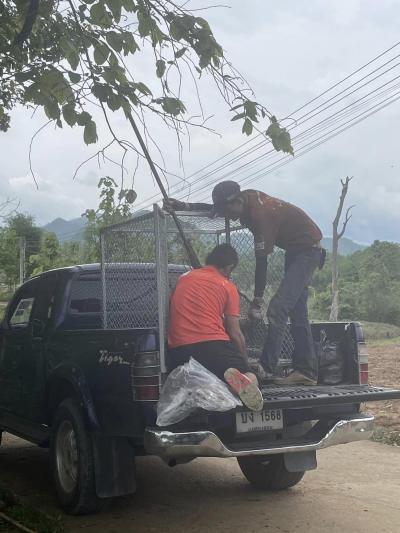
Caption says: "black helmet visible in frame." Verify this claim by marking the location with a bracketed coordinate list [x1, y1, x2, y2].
[211, 181, 241, 216]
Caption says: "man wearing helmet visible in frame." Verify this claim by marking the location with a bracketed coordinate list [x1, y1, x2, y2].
[165, 181, 324, 386]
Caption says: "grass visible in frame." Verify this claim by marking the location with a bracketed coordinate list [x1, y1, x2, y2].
[369, 336, 400, 347]
[371, 427, 400, 447]
[0, 485, 65, 533]
[359, 321, 400, 342]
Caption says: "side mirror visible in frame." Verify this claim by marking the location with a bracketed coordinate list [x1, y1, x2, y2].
[32, 318, 46, 338]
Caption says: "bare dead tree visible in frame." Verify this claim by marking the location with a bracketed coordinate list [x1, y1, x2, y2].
[330, 177, 355, 321]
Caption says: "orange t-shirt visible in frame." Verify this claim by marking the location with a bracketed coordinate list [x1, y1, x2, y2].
[168, 266, 240, 348]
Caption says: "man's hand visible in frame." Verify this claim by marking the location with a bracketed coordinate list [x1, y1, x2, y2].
[248, 297, 264, 321]
[163, 198, 186, 212]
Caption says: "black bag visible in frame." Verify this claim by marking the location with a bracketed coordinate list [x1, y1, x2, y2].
[316, 330, 344, 385]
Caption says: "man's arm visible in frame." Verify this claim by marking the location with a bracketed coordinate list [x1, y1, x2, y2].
[163, 198, 212, 212]
[225, 315, 247, 358]
[254, 255, 268, 298]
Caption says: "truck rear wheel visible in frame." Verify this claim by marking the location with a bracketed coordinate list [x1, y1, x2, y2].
[50, 398, 102, 515]
[237, 455, 305, 490]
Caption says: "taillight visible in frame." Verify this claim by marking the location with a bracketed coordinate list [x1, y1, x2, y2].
[358, 342, 369, 384]
[132, 351, 160, 401]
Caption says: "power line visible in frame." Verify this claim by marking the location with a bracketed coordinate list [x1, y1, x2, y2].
[134, 40, 400, 210]
[193, 91, 400, 201]
[165, 74, 400, 203]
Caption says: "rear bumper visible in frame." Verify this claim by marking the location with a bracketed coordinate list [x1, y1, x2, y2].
[144, 414, 374, 460]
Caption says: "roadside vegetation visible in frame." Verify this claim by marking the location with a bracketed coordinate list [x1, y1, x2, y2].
[0, 484, 64, 533]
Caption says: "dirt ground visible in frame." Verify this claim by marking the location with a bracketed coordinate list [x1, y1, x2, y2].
[367, 341, 400, 431]
[1, 434, 400, 533]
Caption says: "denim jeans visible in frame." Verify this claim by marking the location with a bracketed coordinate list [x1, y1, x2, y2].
[261, 248, 321, 379]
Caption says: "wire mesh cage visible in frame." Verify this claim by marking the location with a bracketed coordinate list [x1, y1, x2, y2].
[100, 205, 294, 370]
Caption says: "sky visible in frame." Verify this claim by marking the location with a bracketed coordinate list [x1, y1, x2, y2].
[1, 0, 400, 244]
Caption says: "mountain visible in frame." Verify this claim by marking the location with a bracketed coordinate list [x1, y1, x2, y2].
[43, 216, 367, 256]
[321, 237, 367, 256]
[43, 217, 86, 242]
[43, 210, 151, 242]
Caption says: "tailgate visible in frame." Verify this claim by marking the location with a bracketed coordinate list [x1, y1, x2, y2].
[260, 384, 400, 409]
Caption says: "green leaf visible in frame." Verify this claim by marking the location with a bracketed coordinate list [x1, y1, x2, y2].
[242, 118, 253, 136]
[84, 120, 98, 144]
[92, 83, 110, 101]
[106, 31, 123, 53]
[104, 0, 122, 23]
[196, 17, 211, 32]
[102, 67, 115, 84]
[135, 82, 152, 96]
[60, 38, 80, 70]
[44, 98, 60, 120]
[138, 10, 153, 37]
[40, 70, 73, 104]
[175, 47, 187, 59]
[68, 72, 81, 84]
[266, 118, 294, 155]
[121, 0, 136, 12]
[122, 32, 138, 55]
[94, 42, 110, 65]
[125, 189, 137, 204]
[15, 71, 33, 83]
[160, 97, 185, 116]
[169, 19, 184, 41]
[76, 110, 92, 126]
[243, 100, 258, 121]
[107, 92, 122, 111]
[62, 104, 77, 126]
[156, 59, 166, 78]
[231, 112, 245, 122]
[66, 50, 80, 70]
[90, 3, 112, 27]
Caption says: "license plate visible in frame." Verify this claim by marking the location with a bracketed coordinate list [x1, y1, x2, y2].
[236, 409, 283, 433]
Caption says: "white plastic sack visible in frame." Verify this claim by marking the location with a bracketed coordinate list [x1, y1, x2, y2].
[156, 357, 242, 426]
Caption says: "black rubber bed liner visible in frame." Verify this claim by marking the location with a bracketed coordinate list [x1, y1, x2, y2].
[260, 384, 400, 409]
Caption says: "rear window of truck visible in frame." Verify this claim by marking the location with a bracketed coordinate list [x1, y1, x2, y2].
[64, 269, 185, 329]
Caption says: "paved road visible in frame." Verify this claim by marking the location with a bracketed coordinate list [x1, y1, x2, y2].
[1, 434, 400, 533]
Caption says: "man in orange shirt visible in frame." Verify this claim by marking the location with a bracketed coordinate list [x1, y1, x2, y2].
[168, 244, 263, 412]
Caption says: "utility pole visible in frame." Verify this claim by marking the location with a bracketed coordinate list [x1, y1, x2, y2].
[19, 236, 26, 285]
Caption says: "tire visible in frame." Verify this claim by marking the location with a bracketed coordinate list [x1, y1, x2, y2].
[50, 398, 102, 515]
[237, 454, 305, 490]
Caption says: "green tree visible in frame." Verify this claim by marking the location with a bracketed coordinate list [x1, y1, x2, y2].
[83, 176, 135, 261]
[29, 231, 60, 275]
[0, 226, 19, 288]
[29, 233, 83, 275]
[1, 0, 292, 162]
[0, 213, 42, 285]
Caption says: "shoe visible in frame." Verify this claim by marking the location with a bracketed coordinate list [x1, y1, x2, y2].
[248, 361, 277, 382]
[224, 368, 264, 412]
[273, 370, 317, 386]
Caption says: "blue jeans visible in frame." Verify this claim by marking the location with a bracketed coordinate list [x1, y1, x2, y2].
[261, 248, 321, 379]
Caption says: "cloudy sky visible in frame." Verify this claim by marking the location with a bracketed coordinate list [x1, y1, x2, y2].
[1, 0, 400, 244]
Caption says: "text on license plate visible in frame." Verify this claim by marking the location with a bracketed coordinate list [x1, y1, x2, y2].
[236, 409, 283, 433]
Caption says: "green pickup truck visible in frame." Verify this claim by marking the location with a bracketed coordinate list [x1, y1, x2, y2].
[1, 263, 399, 515]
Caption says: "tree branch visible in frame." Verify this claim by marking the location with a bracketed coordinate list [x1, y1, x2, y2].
[13, 0, 39, 46]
